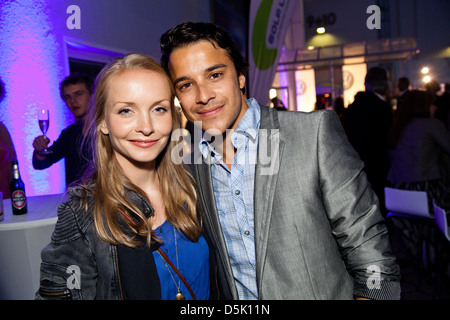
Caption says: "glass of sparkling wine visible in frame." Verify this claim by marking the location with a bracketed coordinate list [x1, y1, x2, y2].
[38, 109, 52, 154]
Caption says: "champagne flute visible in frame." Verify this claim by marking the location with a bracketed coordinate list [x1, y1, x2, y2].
[38, 109, 53, 154]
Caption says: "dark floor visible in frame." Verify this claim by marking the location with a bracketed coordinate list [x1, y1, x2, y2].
[387, 217, 450, 300]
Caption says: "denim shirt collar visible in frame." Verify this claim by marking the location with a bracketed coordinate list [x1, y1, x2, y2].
[199, 98, 261, 161]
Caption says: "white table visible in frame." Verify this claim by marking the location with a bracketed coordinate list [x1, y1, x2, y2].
[0, 193, 67, 300]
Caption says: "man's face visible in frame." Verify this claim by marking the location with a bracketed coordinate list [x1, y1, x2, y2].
[61, 82, 90, 121]
[168, 40, 247, 134]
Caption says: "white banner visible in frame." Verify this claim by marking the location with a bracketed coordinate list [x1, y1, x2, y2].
[342, 63, 367, 107]
[295, 69, 316, 112]
[248, 0, 297, 105]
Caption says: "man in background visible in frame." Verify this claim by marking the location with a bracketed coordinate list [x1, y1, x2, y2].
[396, 76, 410, 108]
[32, 72, 92, 186]
[344, 66, 393, 216]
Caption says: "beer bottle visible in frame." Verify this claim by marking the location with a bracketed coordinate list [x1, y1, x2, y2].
[10, 160, 27, 215]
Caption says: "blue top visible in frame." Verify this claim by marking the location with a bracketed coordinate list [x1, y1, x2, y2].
[152, 220, 210, 300]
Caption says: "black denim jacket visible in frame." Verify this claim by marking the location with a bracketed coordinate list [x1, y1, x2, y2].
[35, 186, 155, 300]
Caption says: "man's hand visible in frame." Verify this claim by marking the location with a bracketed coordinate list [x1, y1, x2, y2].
[33, 135, 50, 159]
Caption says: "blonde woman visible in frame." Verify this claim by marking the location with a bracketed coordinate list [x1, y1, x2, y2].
[36, 53, 210, 300]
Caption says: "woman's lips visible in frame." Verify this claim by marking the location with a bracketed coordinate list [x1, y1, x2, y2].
[129, 139, 159, 148]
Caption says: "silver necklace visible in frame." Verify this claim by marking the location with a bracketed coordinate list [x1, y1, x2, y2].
[158, 227, 185, 300]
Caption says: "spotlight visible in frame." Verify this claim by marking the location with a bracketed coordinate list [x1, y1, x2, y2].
[423, 75, 431, 83]
[269, 88, 277, 100]
[174, 97, 181, 107]
[421, 67, 429, 74]
[316, 27, 326, 34]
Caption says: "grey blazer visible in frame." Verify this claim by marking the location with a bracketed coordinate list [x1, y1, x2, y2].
[193, 105, 401, 300]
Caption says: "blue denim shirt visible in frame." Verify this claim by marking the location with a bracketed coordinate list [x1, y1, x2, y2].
[199, 99, 260, 299]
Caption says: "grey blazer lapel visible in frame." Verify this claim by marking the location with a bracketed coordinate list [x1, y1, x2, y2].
[195, 162, 225, 253]
[193, 147, 238, 299]
[254, 105, 284, 282]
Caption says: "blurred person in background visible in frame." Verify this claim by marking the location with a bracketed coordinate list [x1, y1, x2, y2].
[0, 77, 17, 198]
[396, 77, 410, 110]
[387, 89, 450, 275]
[344, 66, 393, 216]
[387, 89, 450, 212]
[435, 82, 450, 129]
[32, 72, 93, 187]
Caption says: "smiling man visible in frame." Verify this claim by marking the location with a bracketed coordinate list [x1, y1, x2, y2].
[160, 22, 401, 300]
[32, 72, 92, 186]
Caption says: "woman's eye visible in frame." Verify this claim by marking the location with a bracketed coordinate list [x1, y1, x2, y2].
[118, 108, 132, 115]
[154, 106, 168, 113]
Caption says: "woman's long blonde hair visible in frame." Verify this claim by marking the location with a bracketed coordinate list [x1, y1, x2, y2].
[82, 53, 200, 247]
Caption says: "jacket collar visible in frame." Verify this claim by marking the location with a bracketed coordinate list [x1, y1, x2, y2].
[67, 185, 155, 225]
[253, 105, 284, 286]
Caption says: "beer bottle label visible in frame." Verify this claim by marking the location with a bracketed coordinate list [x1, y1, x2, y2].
[11, 190, 26, 210]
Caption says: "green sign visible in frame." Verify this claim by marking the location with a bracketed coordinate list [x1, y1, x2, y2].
[252, 0, 277, 71]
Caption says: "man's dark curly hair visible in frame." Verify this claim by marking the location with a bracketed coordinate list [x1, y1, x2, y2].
[160, 22, 249, 79]
[59, 72, 93, 99]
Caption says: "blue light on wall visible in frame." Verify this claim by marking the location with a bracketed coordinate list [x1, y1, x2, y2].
[0, 0, 72, 196]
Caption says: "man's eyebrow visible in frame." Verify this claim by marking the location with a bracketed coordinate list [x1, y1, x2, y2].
[63, 90, 86, 98]
[205, 64, 227, 73]
[173, 64, 228, 87]
[173, 76, 190, 87]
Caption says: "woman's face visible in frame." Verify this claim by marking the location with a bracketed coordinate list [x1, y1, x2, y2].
[100, 69, 173, 172]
